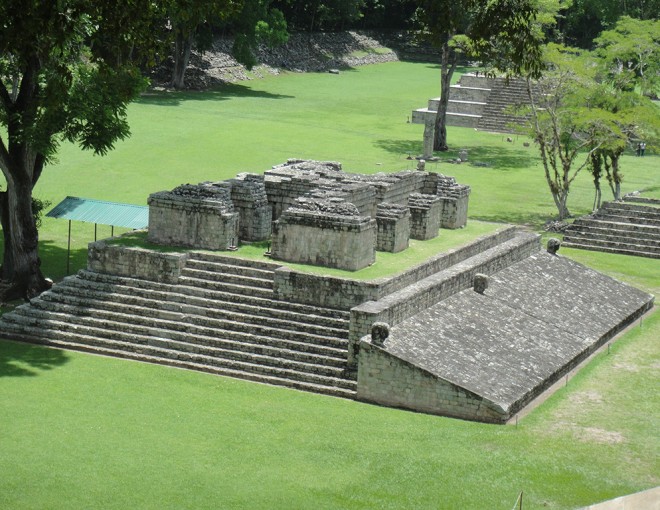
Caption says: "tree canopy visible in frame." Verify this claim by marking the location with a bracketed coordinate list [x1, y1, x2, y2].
[0, 1, 159, 300]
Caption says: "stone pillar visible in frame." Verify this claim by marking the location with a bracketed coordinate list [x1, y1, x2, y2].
[423, 118, 435, 160]
[408, 193, 442, 240]
[376, 203, 410, 253]
[230, 173, 272, 242]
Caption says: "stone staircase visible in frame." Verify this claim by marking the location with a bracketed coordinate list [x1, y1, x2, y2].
[0, 252, 356, 398]
[563, 201, 660, 259]
[411, 74, 531, 134]
[476, 78, 529, 133]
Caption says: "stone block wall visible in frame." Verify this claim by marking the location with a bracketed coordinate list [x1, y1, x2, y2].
[408, 193, 442, 240]
[357, 342, 504, 423]
[87, 240, 189, 284]
[148, 183, 239, 250]
[270, 198, 376, 271]
[272, 226, 519, 310]
[229, 174, 272, 242]
[437, 176, 471, 229]
[376, 203, 410, 253]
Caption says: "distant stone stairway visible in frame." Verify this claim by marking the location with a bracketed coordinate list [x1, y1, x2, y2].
[563, 201, 660, 259]
[0, 252, 356, 398]
[476, 78, 529, 133]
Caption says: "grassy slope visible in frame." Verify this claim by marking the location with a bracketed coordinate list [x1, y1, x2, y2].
[1, 62, 659, 509]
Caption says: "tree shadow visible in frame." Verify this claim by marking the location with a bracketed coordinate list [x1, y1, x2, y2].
[0, 339, 71, 377]
[137, 82, 295, 106]
[374, 138, 534, 170]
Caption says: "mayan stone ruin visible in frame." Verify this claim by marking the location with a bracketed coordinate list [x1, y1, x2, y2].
[0, 159, 654, 424]
[147, 159, 471, 270]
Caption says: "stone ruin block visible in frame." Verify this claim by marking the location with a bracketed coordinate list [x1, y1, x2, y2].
[408, 193, 442, 240]
[376, 203, 410, 253]
[229, 173, 272, 242]
[437, 176, 471, 229]
[147, 182, 239, 250]
[270, 197, 376, 271]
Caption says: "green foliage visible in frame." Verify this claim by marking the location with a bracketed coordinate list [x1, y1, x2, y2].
[594, 16, 660, 98]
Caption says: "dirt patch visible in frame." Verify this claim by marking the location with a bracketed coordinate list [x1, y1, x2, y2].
[612, 361, 641, 372]
[575, 427, 626, 445]
[568, 390, 604, 405]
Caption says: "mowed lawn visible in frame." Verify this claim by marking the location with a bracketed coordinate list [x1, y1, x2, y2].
[1, 61, 659, 509]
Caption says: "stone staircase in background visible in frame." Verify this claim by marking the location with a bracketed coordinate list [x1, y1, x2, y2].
[411, 74, 530, 134]
[562, 201, 660, 259]
[475, 78, 528, 133]
[0, 252, 356, 398]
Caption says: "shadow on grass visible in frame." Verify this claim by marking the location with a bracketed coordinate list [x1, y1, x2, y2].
[471, 211, 554, 230]
[375, 138, 535, 171]
[138, 82, 294, 106]
[0, 339, 70, 377]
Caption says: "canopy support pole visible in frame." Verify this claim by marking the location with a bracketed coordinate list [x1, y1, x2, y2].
[67, 220, 71, 275]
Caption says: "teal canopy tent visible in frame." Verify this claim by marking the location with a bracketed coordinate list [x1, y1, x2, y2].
[46, 196, 149, 274]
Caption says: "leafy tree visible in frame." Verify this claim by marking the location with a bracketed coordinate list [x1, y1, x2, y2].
[227, 0, 289, 71]
[272, 0, 365, 32]
[413, 0, 546, 151]
[522, 45, 605, 219]
[0, 1, 158, 301]
[561, 0, 659, 48]
[164, 0, 241, 89]
[594, 16, 660, 98]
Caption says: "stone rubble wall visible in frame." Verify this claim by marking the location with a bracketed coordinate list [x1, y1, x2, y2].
[229, 174, 272, 242]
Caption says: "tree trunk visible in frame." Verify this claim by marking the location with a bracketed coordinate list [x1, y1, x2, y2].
[433, 39, 456, 152]
[0, 175, 49, 301]
[171, 31, 193, 90]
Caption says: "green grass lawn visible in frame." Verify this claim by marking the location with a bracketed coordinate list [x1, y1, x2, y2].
[1, 61, 659, 509]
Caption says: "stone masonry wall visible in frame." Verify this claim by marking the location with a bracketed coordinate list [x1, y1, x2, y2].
[376, 203, 410, 253]
[272, 226, 519, 309]
[408, 193, 442, 240]
[229, 174, 272, 242]
[270, 198, 376, 271]
[357, 342, 505, 423]
[87, 240, 189, 284]
[148, 182, 239, 250]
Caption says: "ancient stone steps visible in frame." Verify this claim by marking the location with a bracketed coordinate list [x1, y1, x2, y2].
[0, 321, 356, 398]
[0, 251, 357, 398]
[4, 306, 349, 375]
[562, 200, 660, 258]
[74, 269, 350, 323]
[42, 284, 348, 341]
[560, 241, 659, 259]
[563, 228, 660, 250]
[29, 294, 349, 351]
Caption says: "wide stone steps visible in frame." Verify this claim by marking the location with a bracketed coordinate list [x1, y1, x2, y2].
[0, 249, 357, 399]
[42, 285, 348, 341]
[563, 229, 660, 250]
[568, 219, 660, 237]
[0, 321, 357, 398]
[4, 305, 349, 373]
[28, 293, 349, 352]
[560, 241, 659, 259]
[74, 269, 350, 323]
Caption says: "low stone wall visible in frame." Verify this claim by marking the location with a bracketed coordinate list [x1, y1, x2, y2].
[357, 343, 504, 423]
[272, 225, 519, 309]
[87, 241, 189, 284]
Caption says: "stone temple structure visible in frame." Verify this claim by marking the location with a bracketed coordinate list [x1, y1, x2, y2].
[148, 159, 471, 271]
[0, 160, 654, 424]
